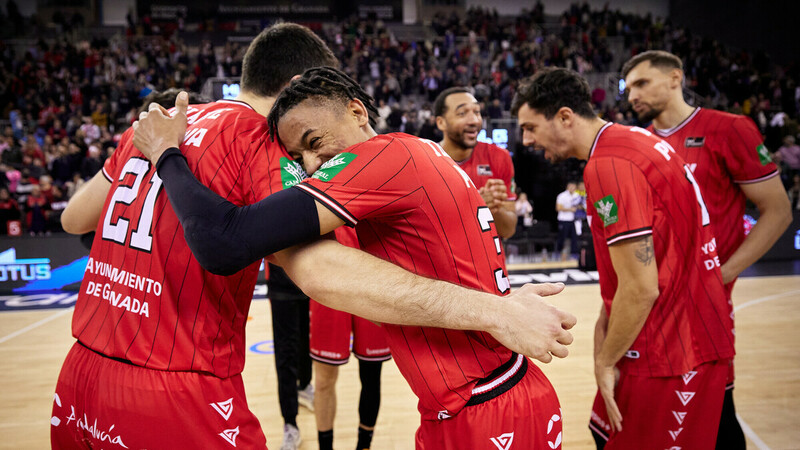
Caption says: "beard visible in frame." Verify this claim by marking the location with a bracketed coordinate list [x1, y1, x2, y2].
[447, 128, 478, 150]
[635, 103, 664, 123]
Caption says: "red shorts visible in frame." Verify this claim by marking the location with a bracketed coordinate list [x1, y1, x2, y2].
[589, 358, 728, 449]
[309, 299, 391, 364]
[416, 355, 563, 449]
[51, 342, 267, 449]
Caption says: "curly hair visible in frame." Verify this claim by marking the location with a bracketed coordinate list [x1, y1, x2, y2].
[267, 66, 379, 142]
[511, 67, 595, 119]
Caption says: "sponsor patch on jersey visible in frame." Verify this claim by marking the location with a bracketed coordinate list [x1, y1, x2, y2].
[756, 143, 772, 165]
[312, 152, 357, 182]
[684, 136, 705, 147]
[477, 164, 493, 176]
[280, 157, 307, 188]
[594, 195, 619, 227]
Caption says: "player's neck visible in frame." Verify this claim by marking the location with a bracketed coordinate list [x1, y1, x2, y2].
[234, 92, 276, 117]
[439, 138, 473, 162]
[576, 117, 608, 160]
[652, 99, 696, 131]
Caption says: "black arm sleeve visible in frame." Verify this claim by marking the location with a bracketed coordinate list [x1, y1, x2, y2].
[155, 148, 320, 276]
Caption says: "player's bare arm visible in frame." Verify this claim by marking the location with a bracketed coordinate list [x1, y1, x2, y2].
[479, 178, 518, 238]
[720, 176, 791, 283]
[61, 171, 112, 234]
[274, 239, 576, 363]
[595, 235, 660, 432]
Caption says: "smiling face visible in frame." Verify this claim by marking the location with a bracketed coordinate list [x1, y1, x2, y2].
[516, 104, 574, 163]
[624, 61, 680, 123]
[276, 98, 372, 175]
[436, 92, 482, 150]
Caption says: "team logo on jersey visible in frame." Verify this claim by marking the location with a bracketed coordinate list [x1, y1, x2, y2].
[210, 398, 234, 421]
[684, 137, 705, 147]
[477, 164, 493, 176]
[594, 195, 618, 227]
[219, 426, 240, 447]
[756, 143, 772, 165]
[312, 152, 357, 182]
[280, 157, 307, 189]
[490, 432, 514, 450]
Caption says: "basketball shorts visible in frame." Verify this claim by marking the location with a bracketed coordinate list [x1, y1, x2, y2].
[416, 354, 563, 449]
[309, 299, 391, 365]
[51, 341, 267, 449]
[589, 358, 728, 449]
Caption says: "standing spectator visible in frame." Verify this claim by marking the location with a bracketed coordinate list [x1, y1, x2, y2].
[515, 191, 534, 233]
[555, 181, 579, 259]
[0, 188, 20, 234]
[26, 184, 49, 235]
[79, 144, 103, 179]
[776, 135, 800, 180]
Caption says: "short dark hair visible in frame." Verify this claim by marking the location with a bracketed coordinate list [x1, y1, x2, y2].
[267, 67, 379, 142]
[241, 23, 338, 97]
[138, 88, 209, 114]
[433, 87, 474, 117]
[621, 50, 683, 79]
[511, 68, 595, 119]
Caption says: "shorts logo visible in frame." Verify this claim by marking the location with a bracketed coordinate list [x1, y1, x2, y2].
[624, 350, 640, 359]
[672, 410, 687, 425]
[210, 398, 234, 421]
[546, 408, 562, 448]
[477, 165, 493, 176]
[219, 426, 240, 447]
[437, 410, 452, 420]
[280, 157, 307, 188]
[674, 391, 695, 406]
[681, 371, 697, 385]
[312, 152, 357, 182]
[490, 432, 514, 450]
[756, 144, 772, 165]
[594, 195, 618, 227]
[684, 137, 705, 147]
[668, 427, 683, 441]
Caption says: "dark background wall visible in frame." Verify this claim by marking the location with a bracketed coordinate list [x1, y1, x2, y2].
[670, 0, 799, 65]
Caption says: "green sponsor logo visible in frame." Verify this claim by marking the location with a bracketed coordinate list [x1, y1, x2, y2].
[594, 195, 619, 227]
[312, 152, 357, 182]
[280, 157, 307, 189]
[756, 143, 772, 165]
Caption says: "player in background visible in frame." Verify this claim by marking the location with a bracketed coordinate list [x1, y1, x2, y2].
[132, 67, 577, 448]
[53, 23, 340, 449]
[311, 227, 390, 450]
[434, 87, 518, 238]
[622, 50, 792, 448]
[512, 67, 735, 448]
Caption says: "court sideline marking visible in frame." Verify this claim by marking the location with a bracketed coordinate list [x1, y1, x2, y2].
[732, 288, 800, 450]
[0, 308, 73, 345]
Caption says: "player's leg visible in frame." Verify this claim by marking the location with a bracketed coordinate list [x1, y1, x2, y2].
[314, 361, 340, 450]
[296, 296, 314, 411]
[352, 315, 391, 450]
[52, 341, 267, 449]
[715, 359, 746, 449]
[416, 355, 562, 449]
[270, 297, 303, 428]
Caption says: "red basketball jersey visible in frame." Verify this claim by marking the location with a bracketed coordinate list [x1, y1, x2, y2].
[457, 141, 517, 200]
[73, 100, 295, 378]
[649, 108, 779, 266]
[584, 123, 735, 378]
[294, 133, 514, 419]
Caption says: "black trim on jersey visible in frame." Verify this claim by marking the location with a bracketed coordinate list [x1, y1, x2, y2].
[606, 226, 653, 245]
[465, 354, 527, 406]
[155, 148, 321, 275]
[293, 182, 358, 227]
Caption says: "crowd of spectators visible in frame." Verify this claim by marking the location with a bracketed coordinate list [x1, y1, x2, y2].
[0, 1, 797, 236]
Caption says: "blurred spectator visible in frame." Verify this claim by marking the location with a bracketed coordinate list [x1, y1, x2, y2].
[26, 184, 49, 235]
[0, 188, 21, 235]
[515, 192, 534, 232]
[775, 135, 800, 181]
[788, 174, 800, 210]
[80, 145, 103, 179]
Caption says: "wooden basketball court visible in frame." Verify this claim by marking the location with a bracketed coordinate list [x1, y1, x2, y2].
[1, 275, 798, 449]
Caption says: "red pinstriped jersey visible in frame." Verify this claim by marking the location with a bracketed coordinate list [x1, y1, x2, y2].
[584, 123, 735, 377]
[295, 133, 513, 419]
[73, 100, 291, 378]
[457, 141, 517, 200]
[649, 108, 779, 286]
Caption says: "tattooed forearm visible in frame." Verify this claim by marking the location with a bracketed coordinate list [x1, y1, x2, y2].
[634, 237, 654, 265]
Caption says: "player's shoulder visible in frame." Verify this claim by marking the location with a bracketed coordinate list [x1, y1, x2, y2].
[698, 107, 756, 131]
[475, 140, 511, 158]
[355, 132, 418, 155]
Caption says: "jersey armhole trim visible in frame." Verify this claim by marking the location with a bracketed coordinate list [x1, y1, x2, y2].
[101, 166, 113, 182]
[733, 169, 779, 185]
[294, 183, 358, 227]
[606, 227, 653, 245]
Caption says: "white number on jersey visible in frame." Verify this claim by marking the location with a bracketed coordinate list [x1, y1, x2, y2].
[102, 157, 163, 252]
[683, 164, 710, 226]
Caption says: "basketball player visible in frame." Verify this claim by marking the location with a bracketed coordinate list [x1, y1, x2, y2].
[622, 50, 792, 448]
[434, 87, 518, 238]
[511, 68, 735, 448]
[132, 67, 577, 448]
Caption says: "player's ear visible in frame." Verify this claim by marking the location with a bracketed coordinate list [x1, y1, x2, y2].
[556, 107, 573, 127]
[435, 115, 446, 131]
[349, 99, 370, 127]
[670, 68, 684, 88]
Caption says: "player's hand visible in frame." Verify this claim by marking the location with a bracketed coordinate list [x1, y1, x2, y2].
[491, 283, 577, 363]
[479, 179, 509, 211]
[595, 362, 622, 433]
[132, 91, 189, 165]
